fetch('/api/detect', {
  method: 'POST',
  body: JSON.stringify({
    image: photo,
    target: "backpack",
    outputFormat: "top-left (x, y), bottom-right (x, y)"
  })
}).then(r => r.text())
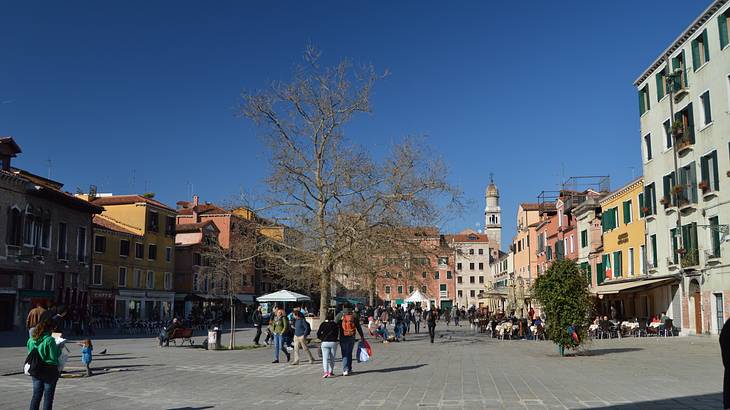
top-left (342, 313), bottom-right (356, 337)
top-left (304, 320), bottom-right (311, 337)
top-left (24, 348), bottom-right (58, 383)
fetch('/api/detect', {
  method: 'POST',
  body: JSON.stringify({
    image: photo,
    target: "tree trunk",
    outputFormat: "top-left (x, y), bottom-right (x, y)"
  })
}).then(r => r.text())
top-left (319, 265), bottom-right (330, 315)
top-left (229, 299), bottom-right (235, 350)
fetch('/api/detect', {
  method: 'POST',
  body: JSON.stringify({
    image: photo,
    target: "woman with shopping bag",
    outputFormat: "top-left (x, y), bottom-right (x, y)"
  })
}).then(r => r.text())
top-left (358, 339), bottom-right (372, 363)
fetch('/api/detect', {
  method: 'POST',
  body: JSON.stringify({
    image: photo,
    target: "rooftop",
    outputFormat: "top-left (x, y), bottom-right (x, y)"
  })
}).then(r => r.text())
top-left (91, 195), bottom-right (175, 212)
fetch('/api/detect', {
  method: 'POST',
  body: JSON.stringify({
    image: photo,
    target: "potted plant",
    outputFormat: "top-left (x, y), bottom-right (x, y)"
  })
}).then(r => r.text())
top-left (659, 196), bottom-right (669, 206)
top-left (673, 185), bottom-right (684, 194)
top-left (699, 180), bottom-right (710, 192)
top-left (676, 248), bottom-right (686, 255)
top-left (671, 121), bottom-right (684, 137)
top-left (641, 206), bottom-right (650, 214)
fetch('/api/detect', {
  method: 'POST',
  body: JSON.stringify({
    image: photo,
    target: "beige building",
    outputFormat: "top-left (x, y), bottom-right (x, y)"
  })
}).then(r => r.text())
top-left (451, 230), bottom-right (490, 308)
top-left (512, 203), bottom-right (542, 286)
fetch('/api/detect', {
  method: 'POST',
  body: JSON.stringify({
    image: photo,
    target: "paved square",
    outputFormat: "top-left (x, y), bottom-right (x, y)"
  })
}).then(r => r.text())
top-left (0, 326), bottom-right (723, 409)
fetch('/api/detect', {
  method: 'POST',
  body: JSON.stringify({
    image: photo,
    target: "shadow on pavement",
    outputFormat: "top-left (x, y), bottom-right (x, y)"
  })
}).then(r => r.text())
top-left (591, 392), bottom-right (722, 408)
top-left (166, 407), bottom-right (214, 410)
top-left (577, 347), bottom-right (644, 356)
top-left (356, 364), bottom-right (427, 374)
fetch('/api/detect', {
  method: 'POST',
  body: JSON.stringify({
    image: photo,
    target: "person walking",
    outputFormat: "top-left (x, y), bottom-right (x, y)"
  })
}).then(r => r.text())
top-left (317, 311), bottom-right (339, 378)
top-left (269, 307), bottom-right (290, 363)
top-left (78, 339), bottom-right (93, 377)
top-left (27, 315), bottom-right (61, 410)
top-left (413, 308), bottom-right (422, 334)
top-left (335, 303), bottom-right (365, 376)
top-left (425, 306), bottom-right (438, 343)
top-left (26, 302), bottom-right (47, 339)
top-left (452, 306), bottom-right (460, 327)
top-left (252, 306), bottom-right (264, 346)
top-left (291, 311), bottom-right (314, 365)
top-left (720, 317), bottom-right (730, 409)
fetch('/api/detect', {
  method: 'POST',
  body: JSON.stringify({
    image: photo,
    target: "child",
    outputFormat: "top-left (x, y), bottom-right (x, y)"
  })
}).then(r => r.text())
top-left (78, 339), bottom-right (93, 376)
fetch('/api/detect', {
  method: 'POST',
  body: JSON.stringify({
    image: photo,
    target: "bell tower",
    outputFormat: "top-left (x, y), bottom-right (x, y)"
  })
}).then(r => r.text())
top-left (484, 173), bottom-right (502, 250)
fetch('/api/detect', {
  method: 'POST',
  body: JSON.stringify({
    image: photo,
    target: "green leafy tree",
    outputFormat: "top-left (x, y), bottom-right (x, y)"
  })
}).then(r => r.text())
top-left (532, 259), bottom-right (592, 356)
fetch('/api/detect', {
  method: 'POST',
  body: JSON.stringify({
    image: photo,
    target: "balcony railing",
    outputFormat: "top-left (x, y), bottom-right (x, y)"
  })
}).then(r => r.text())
top-left (680, 249), bottom-right (699, 268)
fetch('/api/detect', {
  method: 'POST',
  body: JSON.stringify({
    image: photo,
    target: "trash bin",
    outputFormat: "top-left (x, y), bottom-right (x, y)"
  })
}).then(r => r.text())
top-left (207, 327), bottom-right (222, 350)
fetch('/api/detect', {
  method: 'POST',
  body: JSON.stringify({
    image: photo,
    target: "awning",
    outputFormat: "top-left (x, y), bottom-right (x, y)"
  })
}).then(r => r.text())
top-left (256, 290), bottom-right (311, 303)
top-left (236, 294), bottom-right (255, 303)
top-left (592, 277), bottom-right (676, 295)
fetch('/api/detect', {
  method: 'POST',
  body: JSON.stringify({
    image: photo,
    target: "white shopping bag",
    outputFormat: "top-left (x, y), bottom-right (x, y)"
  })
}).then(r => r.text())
top-left (358, 345), bottom-right (370, 363)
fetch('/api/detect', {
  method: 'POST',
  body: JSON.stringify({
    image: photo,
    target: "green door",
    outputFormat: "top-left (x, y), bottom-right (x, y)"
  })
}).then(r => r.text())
top-left (440, 300), bottom-right (453, 310)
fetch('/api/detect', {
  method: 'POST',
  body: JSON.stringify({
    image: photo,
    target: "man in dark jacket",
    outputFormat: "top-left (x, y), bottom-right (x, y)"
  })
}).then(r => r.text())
top-left (425, 306), bottom-right (438, 343)
top-left (252, 306), bottom-right (264, 345)
top-left (720, 318), bottom-right (730, 409)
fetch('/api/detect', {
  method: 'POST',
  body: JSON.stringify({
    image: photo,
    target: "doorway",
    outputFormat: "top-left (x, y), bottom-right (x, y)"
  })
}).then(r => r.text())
top-left (689, 279), bottom-right (702, 334)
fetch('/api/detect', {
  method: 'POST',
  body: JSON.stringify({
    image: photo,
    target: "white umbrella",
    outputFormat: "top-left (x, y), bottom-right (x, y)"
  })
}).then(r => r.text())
top-left (404, 289), bottom-right (430, 303)
top-left (256, 289), bottom-right (311, 303)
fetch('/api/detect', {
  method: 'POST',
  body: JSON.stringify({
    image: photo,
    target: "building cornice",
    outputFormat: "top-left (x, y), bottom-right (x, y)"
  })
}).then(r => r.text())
top-left (634, 0), bottom-right (728, 87)
top-left (599, 177), bottom-right (644, 206)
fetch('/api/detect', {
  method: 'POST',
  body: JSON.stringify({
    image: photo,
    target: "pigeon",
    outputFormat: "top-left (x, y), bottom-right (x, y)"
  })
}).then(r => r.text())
top-left (99, 349), bottom-right (107, 355)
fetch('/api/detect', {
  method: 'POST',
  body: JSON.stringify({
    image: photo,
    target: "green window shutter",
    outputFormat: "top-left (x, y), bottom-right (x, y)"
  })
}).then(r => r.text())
top-left (686, 103), bottom-right (695, 142)
top-left (702, 29), bottom-right (710, 62)
top-left (701, 154), bottom-right (710, 183)
top-left (614, 251), bottom-right (622, 277)
top-left (601, 212), bottom-right (607, 232)
top-left (638, 89), bottom-right (645, 115)
top-left (587, 264), bottom-right (592, 284)
top-left (682, 50), bottom-right (688, 87)
top-left (597, 262), bottom-right (604, 284)
top-left (720, 13), bottom-right (729, 49)
top-left (692, 37), bottom-right (701, 70)
top-left (712, 151), bottom-right (720, 191)
top-left (612, 208), bottom-right (618, 228)
top-left (655, 72), bottom-right (664, 101)
top-left (638, 193), bottom-right (645, 217)
top-left (623, 200), bottom-right (632, 224)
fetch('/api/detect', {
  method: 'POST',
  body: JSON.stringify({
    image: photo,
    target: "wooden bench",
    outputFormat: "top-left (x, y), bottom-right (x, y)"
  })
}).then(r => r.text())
top-left (169, 327), bottom-right (194, 346)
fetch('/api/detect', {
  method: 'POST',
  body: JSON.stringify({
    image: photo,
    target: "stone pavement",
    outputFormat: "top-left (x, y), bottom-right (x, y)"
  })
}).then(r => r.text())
top-left (0, 324), bottom-right (724, 409)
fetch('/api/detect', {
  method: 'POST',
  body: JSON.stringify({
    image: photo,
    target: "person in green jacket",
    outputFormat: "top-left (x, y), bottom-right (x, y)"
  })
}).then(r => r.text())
top-left (269, 307), bottom-right (290, 363)
top-left (27, 315), bottom-right (61, 410)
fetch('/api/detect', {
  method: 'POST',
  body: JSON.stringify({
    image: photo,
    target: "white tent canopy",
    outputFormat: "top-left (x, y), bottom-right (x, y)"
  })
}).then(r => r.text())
top-left (256, 290), bottom-right (311, 303)
top-left (404, 289), bottom-right (430, 303)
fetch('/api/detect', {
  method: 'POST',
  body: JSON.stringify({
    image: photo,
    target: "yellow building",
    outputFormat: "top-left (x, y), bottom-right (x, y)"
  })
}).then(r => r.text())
top-left (595, 177), bottom-right (651, 319)
top-left (81, 194), bottom-right (177, 320)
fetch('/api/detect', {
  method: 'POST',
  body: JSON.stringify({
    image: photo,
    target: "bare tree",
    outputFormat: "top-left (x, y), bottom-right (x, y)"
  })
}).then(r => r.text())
top-left (240, 47), bottom-right (461, 313)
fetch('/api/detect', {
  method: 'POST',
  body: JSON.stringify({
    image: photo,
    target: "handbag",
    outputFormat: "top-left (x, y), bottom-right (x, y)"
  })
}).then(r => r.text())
top-left (24, 348), bottom-right (59, 383)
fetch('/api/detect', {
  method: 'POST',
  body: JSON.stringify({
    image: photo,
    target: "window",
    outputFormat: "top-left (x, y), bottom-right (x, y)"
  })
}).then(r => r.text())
top-left (639, 245), bottom-right (645, 275)
top-left (546, 245), bottom-right (552, 261)
top-left (40, 220), bottom-right (50, 249)
top-left (57, 222), bottom-right (67, 260)
top-left (135, 242), bottom-right (144, 259)
top-left (446, 271), bottom-right (452, 279)
top-left (133, 269), bottom-right (142, 288)
top-left (457, 276), bottom-right (462, 284)
top-left (92, 264), bottom-right (103, 285)
top-left (678, 161), bottom-right (698, 205)
top-left (94, 235), bottom-right (106, 253)
top-left (146, 271), bottom-right (155, 289)
top-left (720, 10), bottom-right (730, 49)
top-left (613, 251), bottom-right (622, 277)
top-left (434, 271), bottom-right (439, 280)
top-left (674, 103), bottom-right (695, 144)
top-left (623, 200), bottom-right (632, 224)
top-left (638, 85), bottom-right (650, 115)
top-left (580, 230), bottom-right (588, 248)
top-left (458, 290), bottom-right (463, 298)
top-left (569, 235), bottom-right (574, 254)
top-left (478, 248), bottom-right (483, 255)
top-left (7, 207), bottom-right (22, 246)
top-left (644, 134), bottom-right (653, 161)
top-left (655, 70), bottom-right (667, 101)
top-left (700, 90), bottom-right (712, 126)
top-left (469, 249), bottom-right (474, 255)
top-left (440, 284), bottom-right (447, 292)
top-left (438, 257), bottom-right (448, 266)
top-left (479, 276), bottom-right (484, 284)
top-left (710, 216), bottom-right (721, 258)
top-left (663, 172), bottom-right (677, 207)
top-left (644, 183), bottom-right (657, 215)
top-left (601, 207), bottom-right (618, 232)
top-left (717, 294), bottom-right (726, 335)
top-left (119, 239), bottom-right (130, 257)
top-left (164, 272), bottom-right (172, 290)
top-left (638, 193), bottom-right (645, 217)
top-left (409, 286), bottom-right (414, 293)
top-left (681, 222), bottom-right (699, 262)
top-left (165, 247), bottom-right (172, 262)
top-left (670, 228), bottom-right (680, 265)
top-left (118, 267), bottom-right (127, 287)
top-left (147, 211), bottom-right (159, 232)
top-left (558, 209), bottom-right (564, 227)
top-left (397, 272), bottom-right (403, 278)
top-left (469, 263), bottom-right (474, 270)
top-left (691, 29), bottom-right (710, 70)
top-left (397, 286), bottom-right (403, 294)
top-left (478, 262), bottom-right (484, 270)
top-left (671, 50), bottom-right (688, 89)
top-left (628, 248), bottom-right (635, 276)
top-left (663, 119), bottom-right (672, 149)
top-left (470, 290), bottom-right (476, 298)
top-left (385, 286), bottom-right (391, 294)
top-left (193, 272), bottom-right (199, 291)
top-left (193, 253), bottom-right (202, 266)
top-left (701, 150), bottom-right (720, 193)
top-left (469, 276), bottom-right (475, 284)
top-left (43, 273), bottom-right (54, 291)
top-left (148, 244), bottom-right (157, 260)
top-left (165, 216), bottom-right (175, 236)
top-left (421, 286), bottom-right (427, 293)
top-left (77, 227), bottom-right (87, 261)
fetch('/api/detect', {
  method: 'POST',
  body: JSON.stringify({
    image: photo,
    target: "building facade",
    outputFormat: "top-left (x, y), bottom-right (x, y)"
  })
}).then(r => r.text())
top-left (0, 137), bottom-right (102, 330)
top-left (451, 230), bottom-right (490, 308)
top-left (173, 220), bottom-right (219, 317)
top-left (512, 203), bottom-right (542, 286)
top-left (574, 196), bottom-right (604, 288)
top-left (635, 0), bottom-right (730, 334)
top-left (84, 194), bottom-right (177, 321)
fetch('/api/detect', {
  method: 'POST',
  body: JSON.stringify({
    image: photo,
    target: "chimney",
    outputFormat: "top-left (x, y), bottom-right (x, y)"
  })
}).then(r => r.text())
top-left (193, 195), bottom-right (200, 222)
top-left (0, 137), bottom-right (22, 171)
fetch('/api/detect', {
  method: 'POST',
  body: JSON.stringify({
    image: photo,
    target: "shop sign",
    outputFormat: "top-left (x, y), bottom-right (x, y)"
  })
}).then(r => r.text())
top-left (89, 290), bottom-right (115, 300)
top-left (617, 233), bottom-right (629, 245)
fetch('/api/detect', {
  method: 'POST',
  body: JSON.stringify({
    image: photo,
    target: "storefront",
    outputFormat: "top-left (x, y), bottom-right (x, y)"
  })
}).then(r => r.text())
top-left (17, 289), bottom-right (55, 327)
top-left (115, 290), bottom-right (174, 321)
top-left (593, 277), bottom-right (678, 322)
top-left (88, 289), bottom-right (116, 317)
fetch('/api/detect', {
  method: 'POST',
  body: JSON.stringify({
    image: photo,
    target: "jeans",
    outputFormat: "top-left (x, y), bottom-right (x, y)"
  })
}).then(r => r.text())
top-left (320, 341), bottom-right (337, 373)
top-left (428, 323), bottom-right (436, 342)
top-left (414, 321), bottom-right (420, 334)
top-left (404, 319), bottom-right (410, 334)
top-left (340, 336), bottom-right (355, 373)
top-left (292, 335), bottom-right (314, 363)
top-left (30, 376), bottom-right (58, 410)
top-left (377, 327), bottom-right (389, 340)
top-left (273, 333), bottom-right (288, 361)
top-left (395, 323), bottom-right (403, 339)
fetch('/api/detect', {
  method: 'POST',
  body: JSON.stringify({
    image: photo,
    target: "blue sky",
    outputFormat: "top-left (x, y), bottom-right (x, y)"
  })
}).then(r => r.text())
top-left (0, 1), bottom-right (710, 248)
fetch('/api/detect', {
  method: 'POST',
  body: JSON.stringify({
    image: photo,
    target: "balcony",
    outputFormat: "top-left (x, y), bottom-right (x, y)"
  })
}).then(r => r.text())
top-left (705, 250), bottom-right (721, 265)
top-left (660, 196), bottom-right (677, 215)
top-left (700, 181), bottom-right (718, 200)
top-left (680, 249), bottom-right (700, 270)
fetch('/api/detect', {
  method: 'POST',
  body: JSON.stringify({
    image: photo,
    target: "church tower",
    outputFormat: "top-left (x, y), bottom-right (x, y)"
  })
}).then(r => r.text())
top-left (484, 174), bottom-right (502, 251)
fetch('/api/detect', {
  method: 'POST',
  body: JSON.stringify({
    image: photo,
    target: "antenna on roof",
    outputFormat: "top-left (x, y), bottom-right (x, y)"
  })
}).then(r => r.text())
top-left (46, 158), bottom-right (52, 179)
